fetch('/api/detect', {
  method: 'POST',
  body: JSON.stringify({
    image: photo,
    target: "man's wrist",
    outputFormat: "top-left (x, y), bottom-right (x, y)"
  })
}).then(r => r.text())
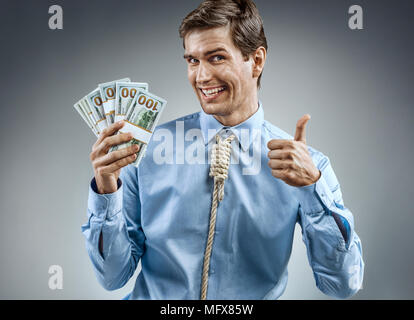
top-left (89, 177), bottom-right (123, 220)
top-left (95, 176), bottom-right (121, 194)
top-left (310, 169), bottom-right (321, 185)
top-left (92, 177), bottom-right (122, 195)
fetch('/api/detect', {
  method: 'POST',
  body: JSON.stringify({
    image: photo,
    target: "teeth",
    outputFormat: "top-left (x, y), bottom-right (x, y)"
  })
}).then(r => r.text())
top-left (201, 87), bottom-right (225, 96)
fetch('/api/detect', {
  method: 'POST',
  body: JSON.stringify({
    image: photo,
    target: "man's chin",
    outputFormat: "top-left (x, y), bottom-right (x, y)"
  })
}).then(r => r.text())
top-left (199, 101), bottom-right (227, 116)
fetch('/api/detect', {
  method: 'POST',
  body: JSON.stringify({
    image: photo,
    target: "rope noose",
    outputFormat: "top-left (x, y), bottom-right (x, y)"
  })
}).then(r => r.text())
top-left (200, 134), bottom-right (235, 300)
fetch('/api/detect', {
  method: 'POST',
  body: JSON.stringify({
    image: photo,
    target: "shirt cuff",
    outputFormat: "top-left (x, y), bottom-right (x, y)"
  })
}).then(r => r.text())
top-left (296, 179), bottom-right (324, 215)
top-left (88, 177), bottom-right (123, 220)
top-left (297, 174), bottom-right (339, 213)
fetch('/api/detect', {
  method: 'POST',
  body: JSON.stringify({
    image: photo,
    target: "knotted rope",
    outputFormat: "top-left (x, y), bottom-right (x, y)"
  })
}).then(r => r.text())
top-left (200, 134), bottom-right (235, 300)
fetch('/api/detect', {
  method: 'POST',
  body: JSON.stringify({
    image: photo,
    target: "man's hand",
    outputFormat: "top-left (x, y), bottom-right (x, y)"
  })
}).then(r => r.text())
top-left (90, 121), bottom-right (139, 194)
top-left (267, 114), bottom-right (321, 187)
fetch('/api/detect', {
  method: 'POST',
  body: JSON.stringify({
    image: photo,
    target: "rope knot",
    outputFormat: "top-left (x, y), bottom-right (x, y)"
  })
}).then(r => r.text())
top-left (209, 134), bottom-right (235, 201)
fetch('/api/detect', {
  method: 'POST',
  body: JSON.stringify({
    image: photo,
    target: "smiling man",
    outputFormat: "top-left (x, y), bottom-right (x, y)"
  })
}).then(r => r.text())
top-left (183, 24), bottom-right (263, 127)
top-left (82, 0), bottom-right (364, 300)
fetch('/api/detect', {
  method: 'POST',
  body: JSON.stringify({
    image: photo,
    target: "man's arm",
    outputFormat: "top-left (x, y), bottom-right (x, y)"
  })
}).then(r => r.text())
top-left (81, 166), bottom-right (145, 291)
top-left (81, 121), bottom-right (145, 291)
top-left (297, 154), bottom-right (364, 299)
top-left (267, 115), bottom-right (364, 299)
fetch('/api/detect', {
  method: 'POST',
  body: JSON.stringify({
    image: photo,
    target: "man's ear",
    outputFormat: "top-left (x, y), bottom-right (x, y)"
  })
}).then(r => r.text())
top-left (251, 46), bottom-right (266, 79)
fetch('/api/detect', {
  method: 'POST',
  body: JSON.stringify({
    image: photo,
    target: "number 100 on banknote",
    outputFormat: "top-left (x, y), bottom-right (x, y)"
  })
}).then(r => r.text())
top-left (120, 89), bottom-right (167, 145)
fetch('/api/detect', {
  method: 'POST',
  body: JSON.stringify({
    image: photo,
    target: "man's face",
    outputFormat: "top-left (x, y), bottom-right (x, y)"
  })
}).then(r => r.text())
top-left (184, 25), bottom-right (256, 120)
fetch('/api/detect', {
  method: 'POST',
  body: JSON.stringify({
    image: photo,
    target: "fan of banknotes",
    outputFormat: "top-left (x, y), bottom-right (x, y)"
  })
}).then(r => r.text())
top-left (73, 78), bottom-right (167, 167)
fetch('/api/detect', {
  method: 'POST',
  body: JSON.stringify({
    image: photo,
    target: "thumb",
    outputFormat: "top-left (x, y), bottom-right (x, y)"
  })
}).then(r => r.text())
top-left (294, 114), bottom-right (311, 143)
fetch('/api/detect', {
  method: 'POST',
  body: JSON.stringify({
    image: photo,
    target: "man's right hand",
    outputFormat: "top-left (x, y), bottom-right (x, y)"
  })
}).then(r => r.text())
top-left (90, 121), bottom-right (140, 194)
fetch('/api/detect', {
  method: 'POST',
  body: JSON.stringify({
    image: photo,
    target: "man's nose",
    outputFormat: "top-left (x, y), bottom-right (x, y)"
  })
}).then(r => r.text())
top-left (196, 61), bottom-right (212, 84)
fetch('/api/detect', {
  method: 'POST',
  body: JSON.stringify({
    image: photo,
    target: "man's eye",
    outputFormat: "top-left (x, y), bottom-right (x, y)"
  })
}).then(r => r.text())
top-left (211, 55), bottom-right (224, 62)
top-left (188, 58), bottom-right (198, 64)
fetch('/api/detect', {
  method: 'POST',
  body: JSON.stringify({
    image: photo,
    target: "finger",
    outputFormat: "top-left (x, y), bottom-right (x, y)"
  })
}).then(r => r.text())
top-left (271, 169), bottom-right (295, 185)
top-left (268, 159), bottom-right (292, 170)
top-left (294, 114), bottom-right (311, 143)
top-left (267, 149), bottom-right (292, 160)
top-left (94, 144), bottom-right (139, 167)
top-left (100, 154), bottom-right (137, 174)
top-left (267, 139), bottom-right (293, 150)
top-left (271, 169), bottom-right (287, 180)
top-left (94, 121), bottom-right (125, 147)
top-left (95, 132), bottom-right (134, 155)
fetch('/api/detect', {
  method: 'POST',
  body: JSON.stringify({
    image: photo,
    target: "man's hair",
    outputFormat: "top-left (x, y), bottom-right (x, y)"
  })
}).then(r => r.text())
top-left (179, 0), bottom-right (268, 88)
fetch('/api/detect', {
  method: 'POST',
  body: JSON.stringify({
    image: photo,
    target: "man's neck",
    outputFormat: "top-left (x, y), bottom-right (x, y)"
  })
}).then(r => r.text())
top-left (213, 97), bottom-right (259, 127)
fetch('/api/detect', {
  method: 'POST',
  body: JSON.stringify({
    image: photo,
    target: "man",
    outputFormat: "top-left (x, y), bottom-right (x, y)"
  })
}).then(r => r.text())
top-left (82, 0), bottom-right (364, 299)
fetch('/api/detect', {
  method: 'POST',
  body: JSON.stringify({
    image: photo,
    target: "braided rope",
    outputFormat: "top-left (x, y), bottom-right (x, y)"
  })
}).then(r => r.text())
top-left (200, 134), bottom-right (235, 300)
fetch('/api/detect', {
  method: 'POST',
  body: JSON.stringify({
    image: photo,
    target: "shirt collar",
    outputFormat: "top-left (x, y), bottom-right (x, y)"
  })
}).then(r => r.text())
top-left (199, 101), bottom-right (264, 151)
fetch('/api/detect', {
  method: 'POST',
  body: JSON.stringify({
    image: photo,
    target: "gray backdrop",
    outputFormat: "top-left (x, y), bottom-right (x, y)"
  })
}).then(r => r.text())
top-left (0, 0), bottom-right (413, 299)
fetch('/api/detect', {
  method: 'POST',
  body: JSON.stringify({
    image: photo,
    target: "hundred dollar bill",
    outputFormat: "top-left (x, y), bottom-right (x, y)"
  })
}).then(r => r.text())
top-left (114, 82), bottom-right (148, 123)
top-left (99, 78), bottom-right (130, 125)
top-left (80, 98), bottom-right (101, 135)
top-left (86, 88), bottom-right (108, 132)
top-left (74, 96), bottom-right (102, 136)
top-left (73, 100), bottom-right (99, 137)
top-left (114, 89), bottom-right (167, 167)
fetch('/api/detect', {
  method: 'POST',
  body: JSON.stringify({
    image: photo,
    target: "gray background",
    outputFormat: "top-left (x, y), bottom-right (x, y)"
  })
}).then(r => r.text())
top-left (0, 0), bottom-right (413, 299)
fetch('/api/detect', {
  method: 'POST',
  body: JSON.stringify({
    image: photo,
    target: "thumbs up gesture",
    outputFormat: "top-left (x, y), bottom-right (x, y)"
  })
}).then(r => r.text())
top-left (267, 114), bottom-right (321, 187)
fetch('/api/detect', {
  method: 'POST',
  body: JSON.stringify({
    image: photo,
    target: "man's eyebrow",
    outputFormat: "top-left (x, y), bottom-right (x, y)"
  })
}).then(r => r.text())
top-left (204, 47), bottom-right (228, 56)
top-left (183, 47), bottom-right (228, 59)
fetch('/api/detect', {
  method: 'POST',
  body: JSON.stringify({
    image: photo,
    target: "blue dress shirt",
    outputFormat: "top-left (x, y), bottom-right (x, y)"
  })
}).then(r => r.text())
top-left (81, 103), bottom-right (364, 299)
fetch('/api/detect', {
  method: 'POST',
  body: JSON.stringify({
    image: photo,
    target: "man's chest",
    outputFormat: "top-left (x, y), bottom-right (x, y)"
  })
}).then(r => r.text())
top-left (137, 161), bottom-right (300, 244)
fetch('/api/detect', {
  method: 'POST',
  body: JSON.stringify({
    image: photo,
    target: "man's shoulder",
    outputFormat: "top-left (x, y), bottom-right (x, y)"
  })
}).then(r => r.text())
top-left (155, 112), bottom-right (201, 131)
top-left (263, 119), bottom-right (327, 164)
top-left (263, 119), bottom-right (293, 140)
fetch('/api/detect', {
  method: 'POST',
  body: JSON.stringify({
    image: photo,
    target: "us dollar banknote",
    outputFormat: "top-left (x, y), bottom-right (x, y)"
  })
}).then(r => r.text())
top-left (86, 88), bottom-right (108, 132)
top-left (73, 100), bottom-right (99, 137)
top-left (114, 89), bottom-right (167, 167)
top-left (74, 78), bottom-right (167, 168)
top-left (114, 82), bottom-right (148, 123)
top-left (99, 78), bottom-right (130, 125)
top-left (74, 95), bottom-right (101, 136)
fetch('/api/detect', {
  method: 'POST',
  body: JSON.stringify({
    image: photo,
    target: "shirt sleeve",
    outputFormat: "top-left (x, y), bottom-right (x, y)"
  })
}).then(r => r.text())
top-left (80, 165), bottom-right (145, 291)
top-left (296, 153), bottom-right (365, 299)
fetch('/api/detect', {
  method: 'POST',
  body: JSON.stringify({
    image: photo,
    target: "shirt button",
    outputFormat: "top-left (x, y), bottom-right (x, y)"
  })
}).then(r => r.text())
top-left (210, 269), bottom-right (215, 274)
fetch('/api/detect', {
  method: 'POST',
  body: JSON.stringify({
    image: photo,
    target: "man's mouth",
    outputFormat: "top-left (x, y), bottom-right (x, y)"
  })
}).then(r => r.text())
top-left (199, 86), bottom-right (227, 100)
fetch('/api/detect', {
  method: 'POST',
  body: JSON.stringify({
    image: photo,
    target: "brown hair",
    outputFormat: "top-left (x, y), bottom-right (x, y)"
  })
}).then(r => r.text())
top-left (179, 0), bottom-right (268, 88)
